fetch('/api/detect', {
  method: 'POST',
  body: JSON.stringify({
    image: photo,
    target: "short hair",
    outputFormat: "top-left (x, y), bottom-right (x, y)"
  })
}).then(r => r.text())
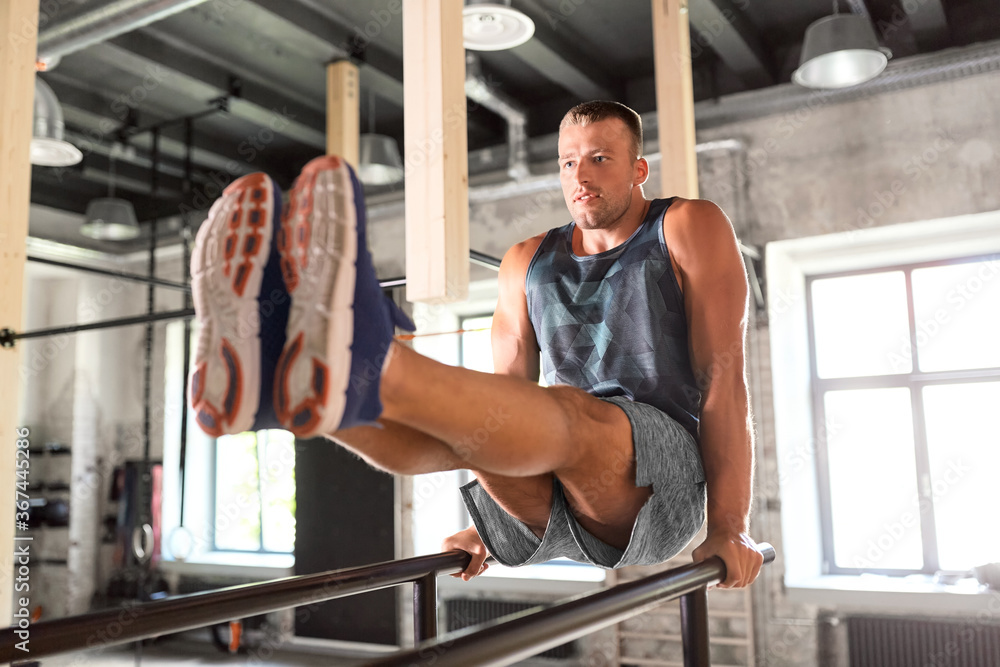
top-left (559, 100), bottom-right (643, 160)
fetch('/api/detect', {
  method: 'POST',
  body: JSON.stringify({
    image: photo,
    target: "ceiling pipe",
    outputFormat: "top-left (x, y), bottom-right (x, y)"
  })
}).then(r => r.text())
top-left (465, 54), bottom-right (531, 181)
top-left (37, 0), bottom-right (211, 65)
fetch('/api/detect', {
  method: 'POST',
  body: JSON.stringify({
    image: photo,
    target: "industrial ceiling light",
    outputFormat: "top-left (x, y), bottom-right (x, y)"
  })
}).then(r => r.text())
top-left (357, 134), bottom-right (405, 186)
top-left (31, 77), bottom-right (83, 167)
top-left (357, 92), bottom-right (404, 186)
top-left (793, 12), bottom-right (890, 89)
top-left (81, 198), bottom-right (141, 240)
top-left (81, 145), bottom-right (141, 240)
top-left (463, 0), bottom-right (534, 52)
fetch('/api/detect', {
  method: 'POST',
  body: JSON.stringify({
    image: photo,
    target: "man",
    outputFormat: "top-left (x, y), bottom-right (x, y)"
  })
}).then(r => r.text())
top-left (189, 100), bottom-right (762, 587)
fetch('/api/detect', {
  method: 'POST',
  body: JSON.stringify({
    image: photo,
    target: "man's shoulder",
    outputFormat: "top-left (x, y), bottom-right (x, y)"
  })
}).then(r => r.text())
top-left (501, 231), bottom-right (549, 278)
top-left (663, 197), bottom-right (733, 240)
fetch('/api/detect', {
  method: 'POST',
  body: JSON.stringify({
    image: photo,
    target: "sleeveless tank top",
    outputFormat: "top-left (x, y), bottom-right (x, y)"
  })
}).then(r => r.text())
top-left (525, 198), bottom-right (701, 439)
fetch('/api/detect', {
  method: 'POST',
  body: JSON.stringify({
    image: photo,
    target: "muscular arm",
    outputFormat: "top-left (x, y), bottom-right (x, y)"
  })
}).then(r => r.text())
top-left (491, 236), bottom-right (544, 380)
top-left (442, 235), bottom-right (544, 579)
top-left (668, 199), bottom-right (762, 588)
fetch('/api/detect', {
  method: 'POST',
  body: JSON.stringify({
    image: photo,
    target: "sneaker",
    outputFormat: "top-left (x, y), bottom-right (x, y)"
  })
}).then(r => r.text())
top-left (189, 173), bottom-right (289, 437)
top-left (274, 156), bottom-right (414, 437)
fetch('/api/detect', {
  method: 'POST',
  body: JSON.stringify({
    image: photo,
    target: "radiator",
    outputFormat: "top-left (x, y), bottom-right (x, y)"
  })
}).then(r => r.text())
top-left (848, 616), bottom-right (1000, 667)
top-left (444, 598), bottom-right (576, 660)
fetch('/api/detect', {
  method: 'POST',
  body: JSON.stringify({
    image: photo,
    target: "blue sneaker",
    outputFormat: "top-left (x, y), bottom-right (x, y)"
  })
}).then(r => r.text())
top-left (274, 156), bottom-right (414, 437)
top-left (189, 173), bottom-right (289, 436)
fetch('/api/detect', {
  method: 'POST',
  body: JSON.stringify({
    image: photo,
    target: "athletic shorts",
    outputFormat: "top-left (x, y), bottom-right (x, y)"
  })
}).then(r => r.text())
top-left (459, 395), bottom-right (707, 569)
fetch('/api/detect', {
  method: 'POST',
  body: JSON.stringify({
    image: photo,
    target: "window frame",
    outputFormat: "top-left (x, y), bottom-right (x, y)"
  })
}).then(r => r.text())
top-left (805, 254), bottom-right (1000, 576)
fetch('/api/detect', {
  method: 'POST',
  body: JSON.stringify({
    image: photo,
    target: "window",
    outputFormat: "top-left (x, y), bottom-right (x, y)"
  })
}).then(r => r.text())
top-left (806, 255), bottom-right (1000, 575)
top-left (213, 429), bottom-right (296, 553)
top-left (161, 320), bottom-right (296, 568)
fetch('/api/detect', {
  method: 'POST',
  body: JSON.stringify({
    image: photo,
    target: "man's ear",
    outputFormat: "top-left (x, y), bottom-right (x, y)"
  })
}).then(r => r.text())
top-left (634, 157), bottom-right (650, 187)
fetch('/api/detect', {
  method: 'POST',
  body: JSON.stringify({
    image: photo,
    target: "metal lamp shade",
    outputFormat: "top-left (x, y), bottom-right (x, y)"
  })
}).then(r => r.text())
top-left (81, 198), bottom-right (141, 240)
top-left (463, 0), bottom-right (534, 51)
top-left (357, 134), bottom-right (405, 186)
top-left (793, 15), bottom-right (889, 89)
top-left (31, 78), bottom-right (83, 167)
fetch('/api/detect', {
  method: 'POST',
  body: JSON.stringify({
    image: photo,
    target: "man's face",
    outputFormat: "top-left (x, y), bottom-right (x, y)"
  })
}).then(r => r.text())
top-left (557, 118), bottom-right (642, 230)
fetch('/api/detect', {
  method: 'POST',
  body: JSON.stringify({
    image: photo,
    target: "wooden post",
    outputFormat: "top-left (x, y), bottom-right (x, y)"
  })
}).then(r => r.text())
top-left (651, 0), bottom-right (699, 199)
top-left (403, 0), bottom-right (469, 303)
top-left (327, 60), bottom-right (360, 167)
top-left (0, 0), bottom-right (41, 623)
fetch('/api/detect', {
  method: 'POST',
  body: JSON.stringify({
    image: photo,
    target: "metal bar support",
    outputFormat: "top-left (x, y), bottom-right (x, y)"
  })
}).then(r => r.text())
top-left (680, 586), bottom-right (710, 667)
top-left (413, 572), bottom-right (438, 643)
top-left (0, 551), bottom-right (470, 663)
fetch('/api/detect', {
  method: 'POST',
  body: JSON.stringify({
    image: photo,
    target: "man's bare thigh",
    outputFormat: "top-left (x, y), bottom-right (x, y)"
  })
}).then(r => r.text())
top-left (475, 396), bottom-right (650, 550)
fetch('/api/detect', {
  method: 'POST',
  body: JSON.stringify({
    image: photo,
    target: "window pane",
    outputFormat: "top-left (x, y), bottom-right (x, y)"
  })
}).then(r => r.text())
top-left (461, 315), bottom-right (494, 373)
top-left (912, 259), bottom-right (1000, 372)
top-left (825, 388), bottom-right (923, 570)
top-left (923, 382), bottom-right (1000, 570)
top-left (259, 430), bottom-right (296, 553)
top-left (215, 432), bottom-right (262, 551)
top-left (811, 272), bottom-right (911, 378)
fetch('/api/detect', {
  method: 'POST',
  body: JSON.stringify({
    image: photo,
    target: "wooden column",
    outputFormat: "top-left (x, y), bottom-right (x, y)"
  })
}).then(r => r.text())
top-left (0, 0), bottom-right (40, 623)
top-left (327, 60), bottom-right (360, 167)
top-left (652, 0), bottom-right (699, 199)
top-left (403, 0), bottom-right (469, 303)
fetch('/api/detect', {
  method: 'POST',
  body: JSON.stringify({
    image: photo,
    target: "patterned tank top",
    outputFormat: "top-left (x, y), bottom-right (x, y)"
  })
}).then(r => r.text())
top-left (525, 198), bottom-right (701, 439)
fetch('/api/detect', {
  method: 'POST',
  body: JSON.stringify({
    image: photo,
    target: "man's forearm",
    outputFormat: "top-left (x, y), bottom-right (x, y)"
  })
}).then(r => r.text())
top-left (698, 383), bottom-right (754, 534)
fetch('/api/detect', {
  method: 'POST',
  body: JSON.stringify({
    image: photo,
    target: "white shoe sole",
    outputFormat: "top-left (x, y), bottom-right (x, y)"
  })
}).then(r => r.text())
top-left (274, 157), bottom-right (357, 437)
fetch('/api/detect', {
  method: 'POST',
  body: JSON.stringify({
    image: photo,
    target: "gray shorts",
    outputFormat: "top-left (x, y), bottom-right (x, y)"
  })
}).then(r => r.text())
top-left (460, 396), bottom-right (706, 569)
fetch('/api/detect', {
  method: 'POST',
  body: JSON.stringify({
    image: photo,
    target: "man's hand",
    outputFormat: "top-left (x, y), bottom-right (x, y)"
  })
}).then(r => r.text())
top-left (441, 526), bottom-right (491, 581)
top-left (692, 530), bottom-right (763, 588)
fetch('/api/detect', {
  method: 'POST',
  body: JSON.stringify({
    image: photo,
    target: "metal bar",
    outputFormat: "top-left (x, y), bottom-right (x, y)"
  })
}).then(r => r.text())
top-left (369, 544), bottom-right (776, 667)
top-left (413, 572), bottom-right (438, 643)
top-left (26, 257), bottom-right (191, 292)
top-left (0, 551), bottom-right (471, 663)
top-left (0, 309), bottom-right (196, 346)
top-left (680, 587), bottom-right (710, 667)
top-left (470, 249), bottom-right (503, 270)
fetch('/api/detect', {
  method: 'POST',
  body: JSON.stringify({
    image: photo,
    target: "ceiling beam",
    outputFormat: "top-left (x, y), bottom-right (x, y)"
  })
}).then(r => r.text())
top-left (688, 0), bottom-right (774, 89)
top-left (901, 0), bottom-right (949, 51)
top-left (97, 33), bottom-right (328, 149)
top-left (510, 0), bottom-right (619, 100)
top-left (250, 0), bottom-right (405, 107)
top-left (43, 73), bottom-right (255, 179)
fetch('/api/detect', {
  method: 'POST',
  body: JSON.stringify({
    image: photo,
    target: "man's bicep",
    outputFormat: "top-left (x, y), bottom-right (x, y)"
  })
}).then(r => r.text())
top-left (492, 241), bottom-right (542, 381)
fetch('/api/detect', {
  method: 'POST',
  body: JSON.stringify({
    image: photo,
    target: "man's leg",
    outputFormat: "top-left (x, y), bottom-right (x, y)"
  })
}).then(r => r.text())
top-left (331, 419), bottom-right (554, 539)
top-left (332, 342), bottom-right (652, 549)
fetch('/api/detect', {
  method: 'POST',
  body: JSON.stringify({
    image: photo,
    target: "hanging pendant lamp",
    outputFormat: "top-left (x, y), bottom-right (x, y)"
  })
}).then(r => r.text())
top-left (793, 12), bottom-right (891, 89)
top-left (31, 77), bottom-right (83, 167)
top-left (81, 145), bottom-right (141, 241)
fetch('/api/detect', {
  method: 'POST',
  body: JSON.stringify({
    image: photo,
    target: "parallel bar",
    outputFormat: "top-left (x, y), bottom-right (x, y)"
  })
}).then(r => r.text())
top-left (469, 249), bottom-right (502, 270)
top-left (413, 572), bottom-right (439, 643)
top-left (369, 544), bottom-right (775, 667)
top-left (0, 551), bottom-right (470, 663)
top-left (679, 587), bottom-right (710, 667)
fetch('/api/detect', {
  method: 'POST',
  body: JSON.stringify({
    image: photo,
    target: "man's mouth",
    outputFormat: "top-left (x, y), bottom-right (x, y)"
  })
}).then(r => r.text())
top-left (575, 192), bottom-right (599, 202)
